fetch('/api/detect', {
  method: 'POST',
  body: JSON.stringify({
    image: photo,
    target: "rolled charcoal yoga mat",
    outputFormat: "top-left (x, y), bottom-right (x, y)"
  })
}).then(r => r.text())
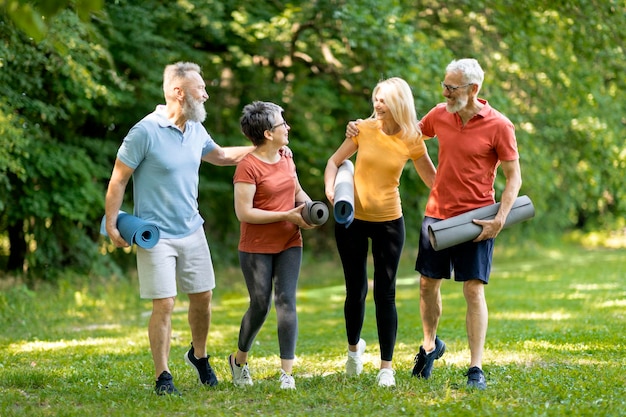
top-left (100, 211), bottom-right (160, 249)
top-left (333, 160), bottom-right (355, 227)
top-left (428, 195), bottom-right (535, 251)
top-left (301, 200), bottom-right (330, 226)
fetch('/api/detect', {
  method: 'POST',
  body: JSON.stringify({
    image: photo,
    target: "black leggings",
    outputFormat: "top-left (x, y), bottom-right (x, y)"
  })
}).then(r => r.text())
top-left (335, 217), bottom-right (405, 361)
top-left (237, 247), bottom-right (302, 360)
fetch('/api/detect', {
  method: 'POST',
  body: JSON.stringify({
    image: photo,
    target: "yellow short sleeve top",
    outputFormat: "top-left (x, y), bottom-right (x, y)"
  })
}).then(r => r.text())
top-left (352, 119), bottom-right (427, 222)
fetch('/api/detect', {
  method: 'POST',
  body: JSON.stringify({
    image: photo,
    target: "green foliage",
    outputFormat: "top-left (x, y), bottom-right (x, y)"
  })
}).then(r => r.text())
top-left (1, 0), bottom-right (625, 276)
top-left (0, 8), bottom-right (128, 275)
top-left (1, 243), bottom-right (625, 415)
top-left (0, 0), bottom-right (103, 41)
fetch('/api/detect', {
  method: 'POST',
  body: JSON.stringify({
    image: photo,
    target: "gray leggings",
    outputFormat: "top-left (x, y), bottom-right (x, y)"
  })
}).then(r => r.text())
top-left (237, 247), bottom-right (302, 360)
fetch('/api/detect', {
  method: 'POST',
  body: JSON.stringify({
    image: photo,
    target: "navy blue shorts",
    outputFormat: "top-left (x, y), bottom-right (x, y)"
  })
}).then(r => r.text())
top-left (415, 216), bottom-right (494, 283)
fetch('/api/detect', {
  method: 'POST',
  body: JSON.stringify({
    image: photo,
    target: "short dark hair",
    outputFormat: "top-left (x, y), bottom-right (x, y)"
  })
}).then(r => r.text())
top-left (240, 101), bottom-right (284, 146)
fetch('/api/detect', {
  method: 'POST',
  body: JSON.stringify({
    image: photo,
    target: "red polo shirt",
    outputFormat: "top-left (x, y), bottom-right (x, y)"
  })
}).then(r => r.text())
top-left (421, 99), bottom-right (519, 219)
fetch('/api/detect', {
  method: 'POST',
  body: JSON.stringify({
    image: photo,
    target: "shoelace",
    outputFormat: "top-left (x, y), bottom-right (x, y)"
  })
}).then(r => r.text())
top-left (280, 373), bottom-right (295, 387)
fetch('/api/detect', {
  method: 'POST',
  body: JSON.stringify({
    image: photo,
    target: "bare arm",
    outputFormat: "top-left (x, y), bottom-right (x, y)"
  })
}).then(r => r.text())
top-left (323, 138), bottom-right (358, 204)
top-left (412, 151), bottom-right (436, 189)
top-left (294, 176), bottom-right (312, 207)
top-left (294, 177), bottom-right (316, 229)
top-left (104, 159), bottom-right (134, 248)
top-left (473, 159), bottom-right (523, 241)
top-left (202, 145), bottom-right (256, 166)
top-left (234, 182), bottom-right (312, 228)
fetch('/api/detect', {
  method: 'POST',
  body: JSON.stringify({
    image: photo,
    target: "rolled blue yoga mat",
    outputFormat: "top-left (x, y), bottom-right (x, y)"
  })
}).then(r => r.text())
top-left (301, 201), bottom-right (329, 226)
top-left (100, 211), bottom-right (160, 249)
top-left (333, 160), bottom-right (355, 227)
top-left (427, 195), bottom-right (535, 251)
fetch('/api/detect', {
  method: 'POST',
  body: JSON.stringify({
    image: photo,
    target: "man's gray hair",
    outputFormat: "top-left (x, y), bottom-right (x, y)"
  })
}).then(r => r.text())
top-left (163, 62), bottom-right (201, 94)
top-left (446, 58), bottom-right (484, 86)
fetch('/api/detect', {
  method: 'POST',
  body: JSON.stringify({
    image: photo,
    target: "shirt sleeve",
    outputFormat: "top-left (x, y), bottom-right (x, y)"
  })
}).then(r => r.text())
top-left (409, 137), bottom-right (427, 160)
top-left (494, 120), bottom-right (519, 161)
top-left (199, 125), bottom-right (217, 156)
top-left (419, 107), bottom-right (437, 139)
top-left (233, 156), bottom-right (256, 185)
top-left (117, 122), bottom-right (150, 169)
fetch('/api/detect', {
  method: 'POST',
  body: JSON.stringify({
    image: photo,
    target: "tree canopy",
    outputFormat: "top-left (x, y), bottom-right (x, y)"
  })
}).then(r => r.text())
top-left (1, 0), bottom-right (624, 278)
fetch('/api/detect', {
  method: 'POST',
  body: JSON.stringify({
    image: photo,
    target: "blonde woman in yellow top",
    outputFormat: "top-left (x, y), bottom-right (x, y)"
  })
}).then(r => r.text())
top-left (324, 77), bottom-right (436, 387)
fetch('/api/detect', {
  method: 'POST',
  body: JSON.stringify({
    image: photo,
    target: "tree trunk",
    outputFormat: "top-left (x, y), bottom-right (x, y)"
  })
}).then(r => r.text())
top-left (6, 221), bottom-right (26, 272)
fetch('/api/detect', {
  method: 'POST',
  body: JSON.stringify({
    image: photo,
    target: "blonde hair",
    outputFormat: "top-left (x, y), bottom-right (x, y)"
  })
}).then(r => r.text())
top-left (370, 77), bottom-right (421, 141)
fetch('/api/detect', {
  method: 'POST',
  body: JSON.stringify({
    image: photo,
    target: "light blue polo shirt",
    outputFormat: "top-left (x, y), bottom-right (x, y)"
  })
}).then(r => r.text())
top-left (117, 105), bottom-right (217, 238)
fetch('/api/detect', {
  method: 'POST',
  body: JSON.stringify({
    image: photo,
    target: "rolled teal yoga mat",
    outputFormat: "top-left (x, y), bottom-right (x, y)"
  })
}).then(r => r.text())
top-left (100, 211), bottom-right (160, 249)
top-left (301, 201), bottom-right (329, 226)
top-left (333, 160), bottom-right (355, 227)
top-left (427, 195), bottom-right (535, 251)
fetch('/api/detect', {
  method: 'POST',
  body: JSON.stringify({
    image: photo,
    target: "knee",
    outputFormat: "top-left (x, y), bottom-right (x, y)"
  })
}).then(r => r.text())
top-left (373, 285), bottom-right (396, 304)
top-left (152, 297), bottom-right (176, 315)
top-left (463, 280), bottom-right (485, 300)
top-left (420, 276), bottom-right (439, 295)
top-left (274, 292), bottom-right (296, 312)
top-left (250, 294), bottom-right (272, 315)
top-left (189, 290), bottom-right (212, 306)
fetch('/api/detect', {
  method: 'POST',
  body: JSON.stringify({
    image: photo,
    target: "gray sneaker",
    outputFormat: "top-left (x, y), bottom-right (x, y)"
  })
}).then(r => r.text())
top-left (228, 354), bottom-right (253, 387)
top-left (345, 338), bottom-right (366, 376)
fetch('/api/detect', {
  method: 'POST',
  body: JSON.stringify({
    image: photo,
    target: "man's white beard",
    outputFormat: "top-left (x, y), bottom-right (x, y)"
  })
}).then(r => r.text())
top-left (183, 95), bottom-right (207, 122)
top-left (446, 95), bottom-right (468, 114)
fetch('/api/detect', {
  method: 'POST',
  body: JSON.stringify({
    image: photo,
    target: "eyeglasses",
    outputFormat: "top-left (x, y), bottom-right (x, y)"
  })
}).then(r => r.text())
top-left (271, 121), bottom-right (288, 130)
top-left (440, 81), bottom-right (473, 92)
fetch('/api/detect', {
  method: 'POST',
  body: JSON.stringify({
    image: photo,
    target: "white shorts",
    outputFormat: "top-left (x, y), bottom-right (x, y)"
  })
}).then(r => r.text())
top-left (136, 226), bottom-right (215, 299)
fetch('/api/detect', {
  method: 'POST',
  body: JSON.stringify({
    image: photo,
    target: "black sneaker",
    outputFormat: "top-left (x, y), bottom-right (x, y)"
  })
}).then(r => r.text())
top-left (411, 336), bottom-right (446, 379)
top-left (466, 366), bottom-right (487, 390)
top-left (155, 371), bottom-right (180, 396)
top-left (184, 343), bottom-right (218, 386)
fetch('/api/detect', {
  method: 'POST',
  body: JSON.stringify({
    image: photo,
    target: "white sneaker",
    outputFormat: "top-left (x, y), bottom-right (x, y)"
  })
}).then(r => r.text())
top-left (376, 368), bottom-right (396, 387)
top-left (345, 338), bottom-right (366, 376)
top-left (228, 354), bottom-right (253, 387)
top-left (279, 370), bottom-right (296, 390)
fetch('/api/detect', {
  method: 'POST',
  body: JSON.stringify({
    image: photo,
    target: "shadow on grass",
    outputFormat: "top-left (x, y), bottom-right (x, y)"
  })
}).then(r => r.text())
top-left (0, 245), bottom-right (625, 415)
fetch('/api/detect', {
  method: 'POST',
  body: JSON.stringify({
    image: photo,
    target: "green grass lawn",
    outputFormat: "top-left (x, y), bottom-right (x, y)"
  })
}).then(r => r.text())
top-left (1, 240), bottom-right (625, 416)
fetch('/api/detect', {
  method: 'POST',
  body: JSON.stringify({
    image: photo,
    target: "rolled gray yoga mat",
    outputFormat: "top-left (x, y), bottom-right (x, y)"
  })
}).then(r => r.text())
top-left (428, 195), bottom-right (535, 251)
top-left (333, 160), bottom-right (355, 227)
top-left (100, 211), bottom-right (161, 249)
top-left (301, 200), bottom-right (329, 226)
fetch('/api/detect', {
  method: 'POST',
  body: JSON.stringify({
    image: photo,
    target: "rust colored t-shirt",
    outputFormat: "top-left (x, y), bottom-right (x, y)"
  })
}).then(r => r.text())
top-left (233, 153), bottom-right (302, 253)
top-left (421, 99), bottom-right (519, 219)
top-left (352, 119), bottom-right (428, 222)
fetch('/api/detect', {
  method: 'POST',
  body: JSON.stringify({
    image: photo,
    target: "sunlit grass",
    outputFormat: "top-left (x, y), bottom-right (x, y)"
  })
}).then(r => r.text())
top-left (1, 241), bottom-right (625, 416)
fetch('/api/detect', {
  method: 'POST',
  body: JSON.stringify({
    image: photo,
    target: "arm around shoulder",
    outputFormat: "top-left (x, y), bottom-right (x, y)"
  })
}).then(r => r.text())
top-left (202, 145), bottom-right (255, 166)
top-left (413, 153), bottom-right (436, 189)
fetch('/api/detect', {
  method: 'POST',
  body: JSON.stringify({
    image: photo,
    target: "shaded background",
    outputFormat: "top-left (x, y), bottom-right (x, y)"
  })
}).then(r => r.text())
top-left (1, 0), bottom-right (624, 281)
